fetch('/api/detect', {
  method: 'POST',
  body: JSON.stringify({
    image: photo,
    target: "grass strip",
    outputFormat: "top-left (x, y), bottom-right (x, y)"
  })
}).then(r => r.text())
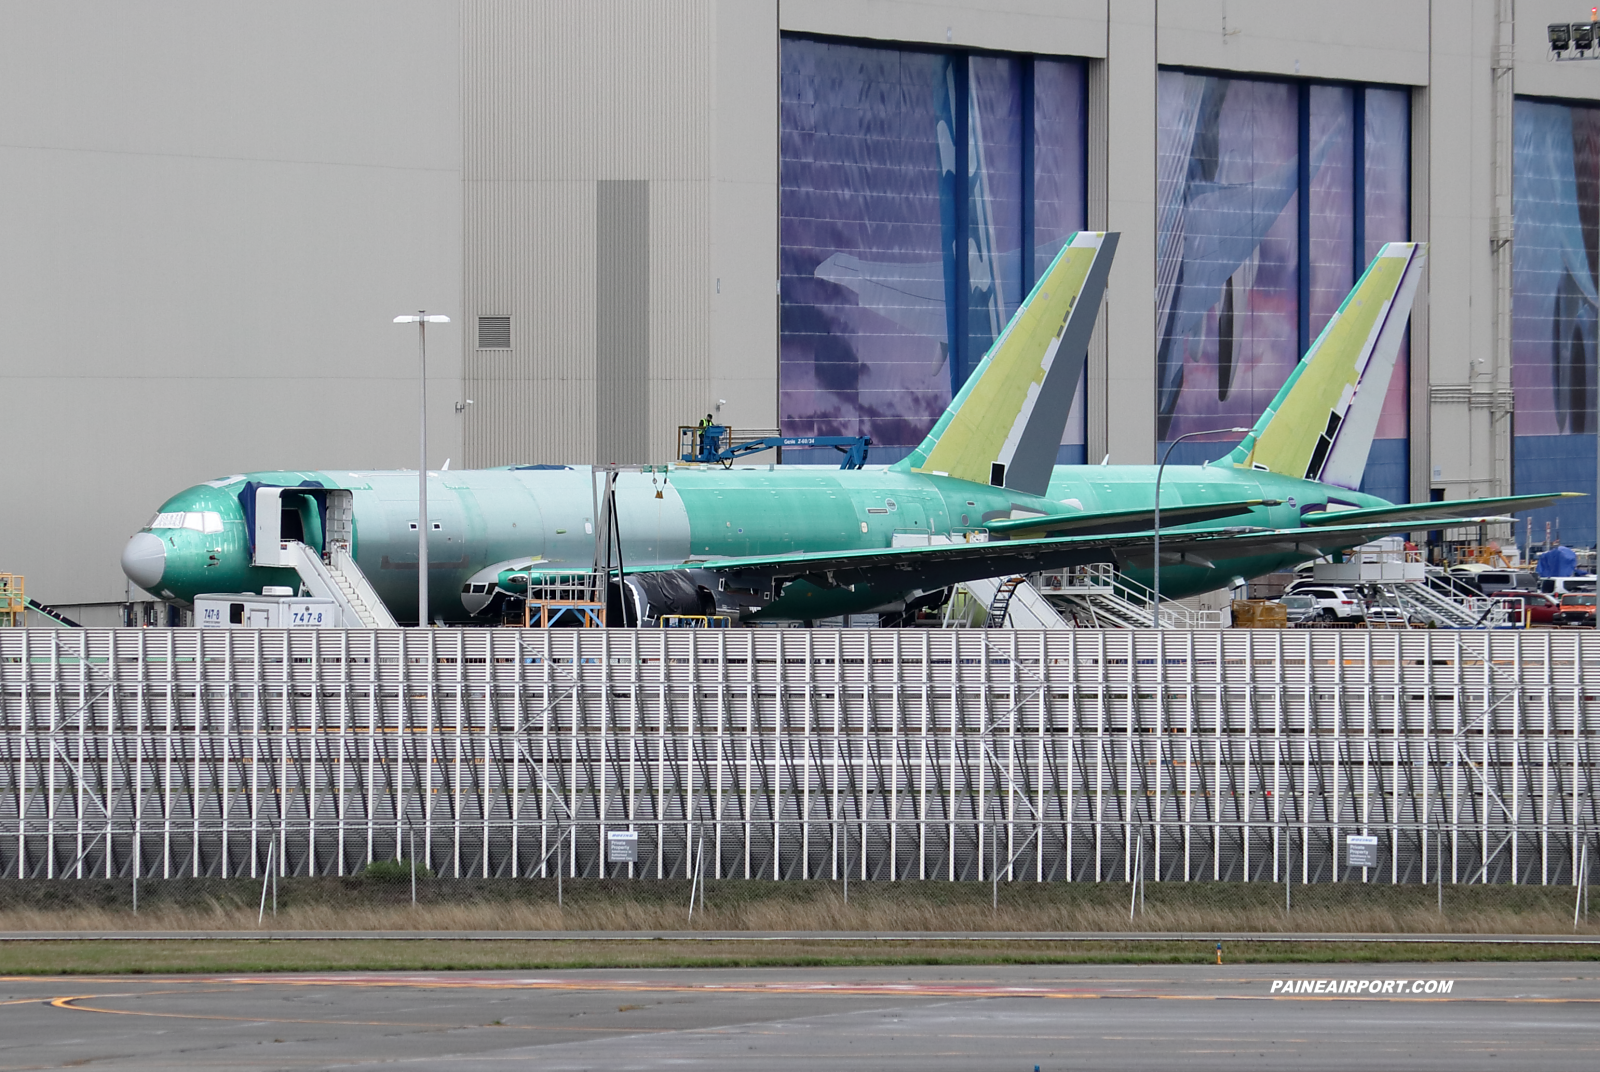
top-left (0, 938), bottom-right (1597, 975)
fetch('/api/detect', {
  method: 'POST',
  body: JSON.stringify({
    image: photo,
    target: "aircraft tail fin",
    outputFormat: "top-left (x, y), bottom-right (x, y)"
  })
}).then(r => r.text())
top-left (1224, 242), bottom-right (1426, 489)
top-left (895, 231), bottom-right (1117, 495)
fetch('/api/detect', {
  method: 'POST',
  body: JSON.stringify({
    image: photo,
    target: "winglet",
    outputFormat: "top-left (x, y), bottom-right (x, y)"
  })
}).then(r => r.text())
top-left (1224, 242), bottom-right (1426, 488)
top-left (896, 231), bottom-right (1117, 495)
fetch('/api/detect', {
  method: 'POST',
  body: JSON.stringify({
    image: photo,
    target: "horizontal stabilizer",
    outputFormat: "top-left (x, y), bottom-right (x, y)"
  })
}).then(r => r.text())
top-left (1299, 492), bottom-right (1584, 528)
top-left (985, 498), bottom-right (1271, 539)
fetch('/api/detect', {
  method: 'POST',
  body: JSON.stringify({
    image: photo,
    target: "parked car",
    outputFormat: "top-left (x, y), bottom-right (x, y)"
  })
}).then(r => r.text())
top-left (1281, 586), bottom-right (1365, 623)
top-left (1279, 593), bottom-right (1319, 625)
top-left (1552, 593), bottom-right (1597, 628)
top-left (1538, 576), bottom-right (1596, 597)
top-left (1493, 589), bottom-right (1559, 626)
top-left (1457, 569), bottom-right (1539, 596)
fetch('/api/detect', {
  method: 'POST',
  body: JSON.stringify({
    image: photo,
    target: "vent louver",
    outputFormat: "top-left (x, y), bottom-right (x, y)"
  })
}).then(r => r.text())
top-left (477, 315), bottom-right (511, 349)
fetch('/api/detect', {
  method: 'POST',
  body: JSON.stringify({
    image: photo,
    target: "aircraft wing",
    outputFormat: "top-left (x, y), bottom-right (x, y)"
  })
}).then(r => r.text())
top-left (1298, 492), bottom-right (1583, 528)
top-left (630, 514), bottom-right (1517, 599)
top-left (984, 498), bottom-right (1271, 538)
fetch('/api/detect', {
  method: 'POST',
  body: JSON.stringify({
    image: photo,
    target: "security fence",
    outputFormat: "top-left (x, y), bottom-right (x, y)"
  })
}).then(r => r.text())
top-left (1, 628), bottom-right (1596, 891)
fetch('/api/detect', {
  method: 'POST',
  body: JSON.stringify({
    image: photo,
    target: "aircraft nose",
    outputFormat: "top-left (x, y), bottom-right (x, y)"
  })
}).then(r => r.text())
top-left (121, 532), bottom-right (166, 591)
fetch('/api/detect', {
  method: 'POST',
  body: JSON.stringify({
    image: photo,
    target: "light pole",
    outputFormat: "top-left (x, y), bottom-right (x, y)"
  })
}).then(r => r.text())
top-left (394, 311), bottom-right (450, 626)
top-left (1153, 426), bottom-right (1251, 628)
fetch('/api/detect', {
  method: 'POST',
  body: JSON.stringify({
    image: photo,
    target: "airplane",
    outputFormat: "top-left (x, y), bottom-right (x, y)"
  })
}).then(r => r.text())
top-left (121, 232), bottom-right (1575, 626)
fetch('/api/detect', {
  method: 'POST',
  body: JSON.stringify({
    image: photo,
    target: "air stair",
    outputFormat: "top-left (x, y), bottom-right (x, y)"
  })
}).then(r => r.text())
top-left (1310, 543), bottom-right (1514, 629)
top-left (1387, 569), bottom-right (1511, 628)
top-left (1032, 564), bottom-right (1225, 629)
top-left (275, 541), bottom-right (397, 628)
top-left (954, 574), bottom-right (1072, 628)
top-left (252, 487), bottom-right (398, 628)
top-left (887, 532), bottom-right (1071, 629)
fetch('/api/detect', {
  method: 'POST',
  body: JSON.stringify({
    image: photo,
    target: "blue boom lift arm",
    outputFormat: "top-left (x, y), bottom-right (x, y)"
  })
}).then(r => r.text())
top-left (682, 425), bottom-right (872, 469)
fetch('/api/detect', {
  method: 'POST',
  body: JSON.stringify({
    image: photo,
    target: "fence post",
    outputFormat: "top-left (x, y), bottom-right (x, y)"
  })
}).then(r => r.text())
top-left (1129, 825), bottom-right (1143, 921)
top-left (1578, 839), bottom-right (1588, 932)
top-left (257, 838), bottom-right (275, 926)
top-left (1437, 820), bottom-right (1444, 917)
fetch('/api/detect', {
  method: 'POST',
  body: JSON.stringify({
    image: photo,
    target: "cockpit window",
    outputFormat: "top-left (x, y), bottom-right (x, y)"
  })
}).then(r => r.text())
top-left (149, 511), bottom-right (224, 534)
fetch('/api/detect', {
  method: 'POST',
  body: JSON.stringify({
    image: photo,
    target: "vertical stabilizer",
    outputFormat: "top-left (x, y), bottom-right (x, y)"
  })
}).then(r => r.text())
top-left (896, 231), bottom-right (1117, 495)
top-left (1224, 242), bottom-right (1426, 489)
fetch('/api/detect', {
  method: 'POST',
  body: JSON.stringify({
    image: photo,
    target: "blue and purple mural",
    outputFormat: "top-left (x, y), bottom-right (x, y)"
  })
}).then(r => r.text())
top-left (1155, 72), bottom-right (1410, 502)
top-left (1513, 98), bottom-right (1600, 548)
top-left (779, 37), bottom-right (1086, 461)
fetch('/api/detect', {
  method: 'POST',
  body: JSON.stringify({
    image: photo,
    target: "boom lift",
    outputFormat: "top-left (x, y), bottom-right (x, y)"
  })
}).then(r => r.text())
top-left (679, 424), bottom-right (871, 469)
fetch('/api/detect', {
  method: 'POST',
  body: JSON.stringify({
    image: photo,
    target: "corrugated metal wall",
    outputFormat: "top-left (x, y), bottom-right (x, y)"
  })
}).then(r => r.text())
top-left (462, 0), bottom-right (715, 468)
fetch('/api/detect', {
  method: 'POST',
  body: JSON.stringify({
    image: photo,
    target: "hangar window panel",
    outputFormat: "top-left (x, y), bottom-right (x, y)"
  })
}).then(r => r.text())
top-left (1156, 71), bottom-right (1410, 500)
top-left (1512, 98), bottom-right (1600, 547)
top-left (779, 36), bottom-right (1087, 460)
top-left (963, 55), bottom-right (1025, 389)
top-left (779, 39), bottom-right (949, 454)
top-left (1358, 86), bottom-right (1412, 504)
top-left (1307, 85), bottom-right (1354, 343)
top-left (1156, 72), bottom-right (1300, 450)
top-left (1033, 58), bottom-right (1089, 464)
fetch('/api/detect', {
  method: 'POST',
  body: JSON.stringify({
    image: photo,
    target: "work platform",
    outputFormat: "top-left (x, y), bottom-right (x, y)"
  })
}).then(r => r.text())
top-left (2, 628), bottom-right (1595, 888)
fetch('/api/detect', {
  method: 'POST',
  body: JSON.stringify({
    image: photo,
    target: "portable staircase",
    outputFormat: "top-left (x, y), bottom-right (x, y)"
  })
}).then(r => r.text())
top-left (1308, 542), bottom-right (1514, 629)
top-left (985, 576), bottom-right (1025, 627)
top-left (949, 574), bottom-right (1072, 628)
top-left (1387, 570), bottom-right (1513, 628)
top-left (275, 541), bottom-right (397, 628)
top-left (252, 487), bottom-right (398, 628)
top-left (1032, 564), bottom-right (1225, 629)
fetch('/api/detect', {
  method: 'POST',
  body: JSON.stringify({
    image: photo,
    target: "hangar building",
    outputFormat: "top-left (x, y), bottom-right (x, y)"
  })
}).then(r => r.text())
top-left (3, 1), bottom-right (1599, 605)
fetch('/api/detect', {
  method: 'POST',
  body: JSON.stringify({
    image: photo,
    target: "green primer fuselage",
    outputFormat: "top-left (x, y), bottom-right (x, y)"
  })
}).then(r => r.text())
top-left (139, 462), bottom-right (1386, 623)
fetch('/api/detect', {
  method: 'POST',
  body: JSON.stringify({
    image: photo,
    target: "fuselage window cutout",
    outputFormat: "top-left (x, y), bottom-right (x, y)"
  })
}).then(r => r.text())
top-left (990, 462), bottom-right (1006, 487)
top-left (432, 522), bottom-right (442, 530)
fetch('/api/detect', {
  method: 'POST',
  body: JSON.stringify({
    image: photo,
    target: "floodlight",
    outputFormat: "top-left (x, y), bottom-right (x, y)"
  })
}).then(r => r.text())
top-left (1551, 22), bottom-right (1572, 50)
top-left (1576, 22), bottom-right (1595, 49)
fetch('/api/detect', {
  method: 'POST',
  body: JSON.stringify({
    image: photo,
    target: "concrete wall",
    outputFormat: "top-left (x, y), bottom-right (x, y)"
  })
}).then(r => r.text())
top-left (0, 0), bottom-right (463, 604)
top-left (460, 0), bottom-right (776, 468)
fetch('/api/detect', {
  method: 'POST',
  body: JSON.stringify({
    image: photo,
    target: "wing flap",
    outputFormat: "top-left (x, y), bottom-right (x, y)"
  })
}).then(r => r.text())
top-left (985, 498), bottom-right (1269, 538)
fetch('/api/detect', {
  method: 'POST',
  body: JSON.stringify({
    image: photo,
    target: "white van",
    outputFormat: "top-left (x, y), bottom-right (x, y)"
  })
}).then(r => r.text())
top-left (1538, 576), bottom-right (1596, 597)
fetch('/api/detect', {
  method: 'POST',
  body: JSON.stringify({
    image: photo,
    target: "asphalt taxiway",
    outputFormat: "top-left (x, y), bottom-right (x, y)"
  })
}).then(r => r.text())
top-left (2, 961), bottom-right (1597, 1070)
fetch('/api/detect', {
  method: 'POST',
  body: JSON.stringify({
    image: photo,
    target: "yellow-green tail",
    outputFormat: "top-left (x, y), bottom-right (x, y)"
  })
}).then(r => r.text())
top-left (1225, 242), bottom-right (1426, 489)
top-left (895, 231), bottom-right (1117, 495)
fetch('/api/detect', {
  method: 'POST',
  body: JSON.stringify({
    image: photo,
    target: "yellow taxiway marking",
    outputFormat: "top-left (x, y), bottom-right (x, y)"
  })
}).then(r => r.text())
top-left (45, 992), bottom-right (662, 1033)
top-left (14, 973), bottom-right (1600, 1007)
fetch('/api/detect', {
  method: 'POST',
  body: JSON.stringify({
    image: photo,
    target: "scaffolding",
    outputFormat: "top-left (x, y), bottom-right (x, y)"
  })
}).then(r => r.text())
top-left (522, 571), bottom-right (607, 628)
top-left (1, 627), bottom-right (1595, 885)
top-left (0, 575), bottom-right (22, 628)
